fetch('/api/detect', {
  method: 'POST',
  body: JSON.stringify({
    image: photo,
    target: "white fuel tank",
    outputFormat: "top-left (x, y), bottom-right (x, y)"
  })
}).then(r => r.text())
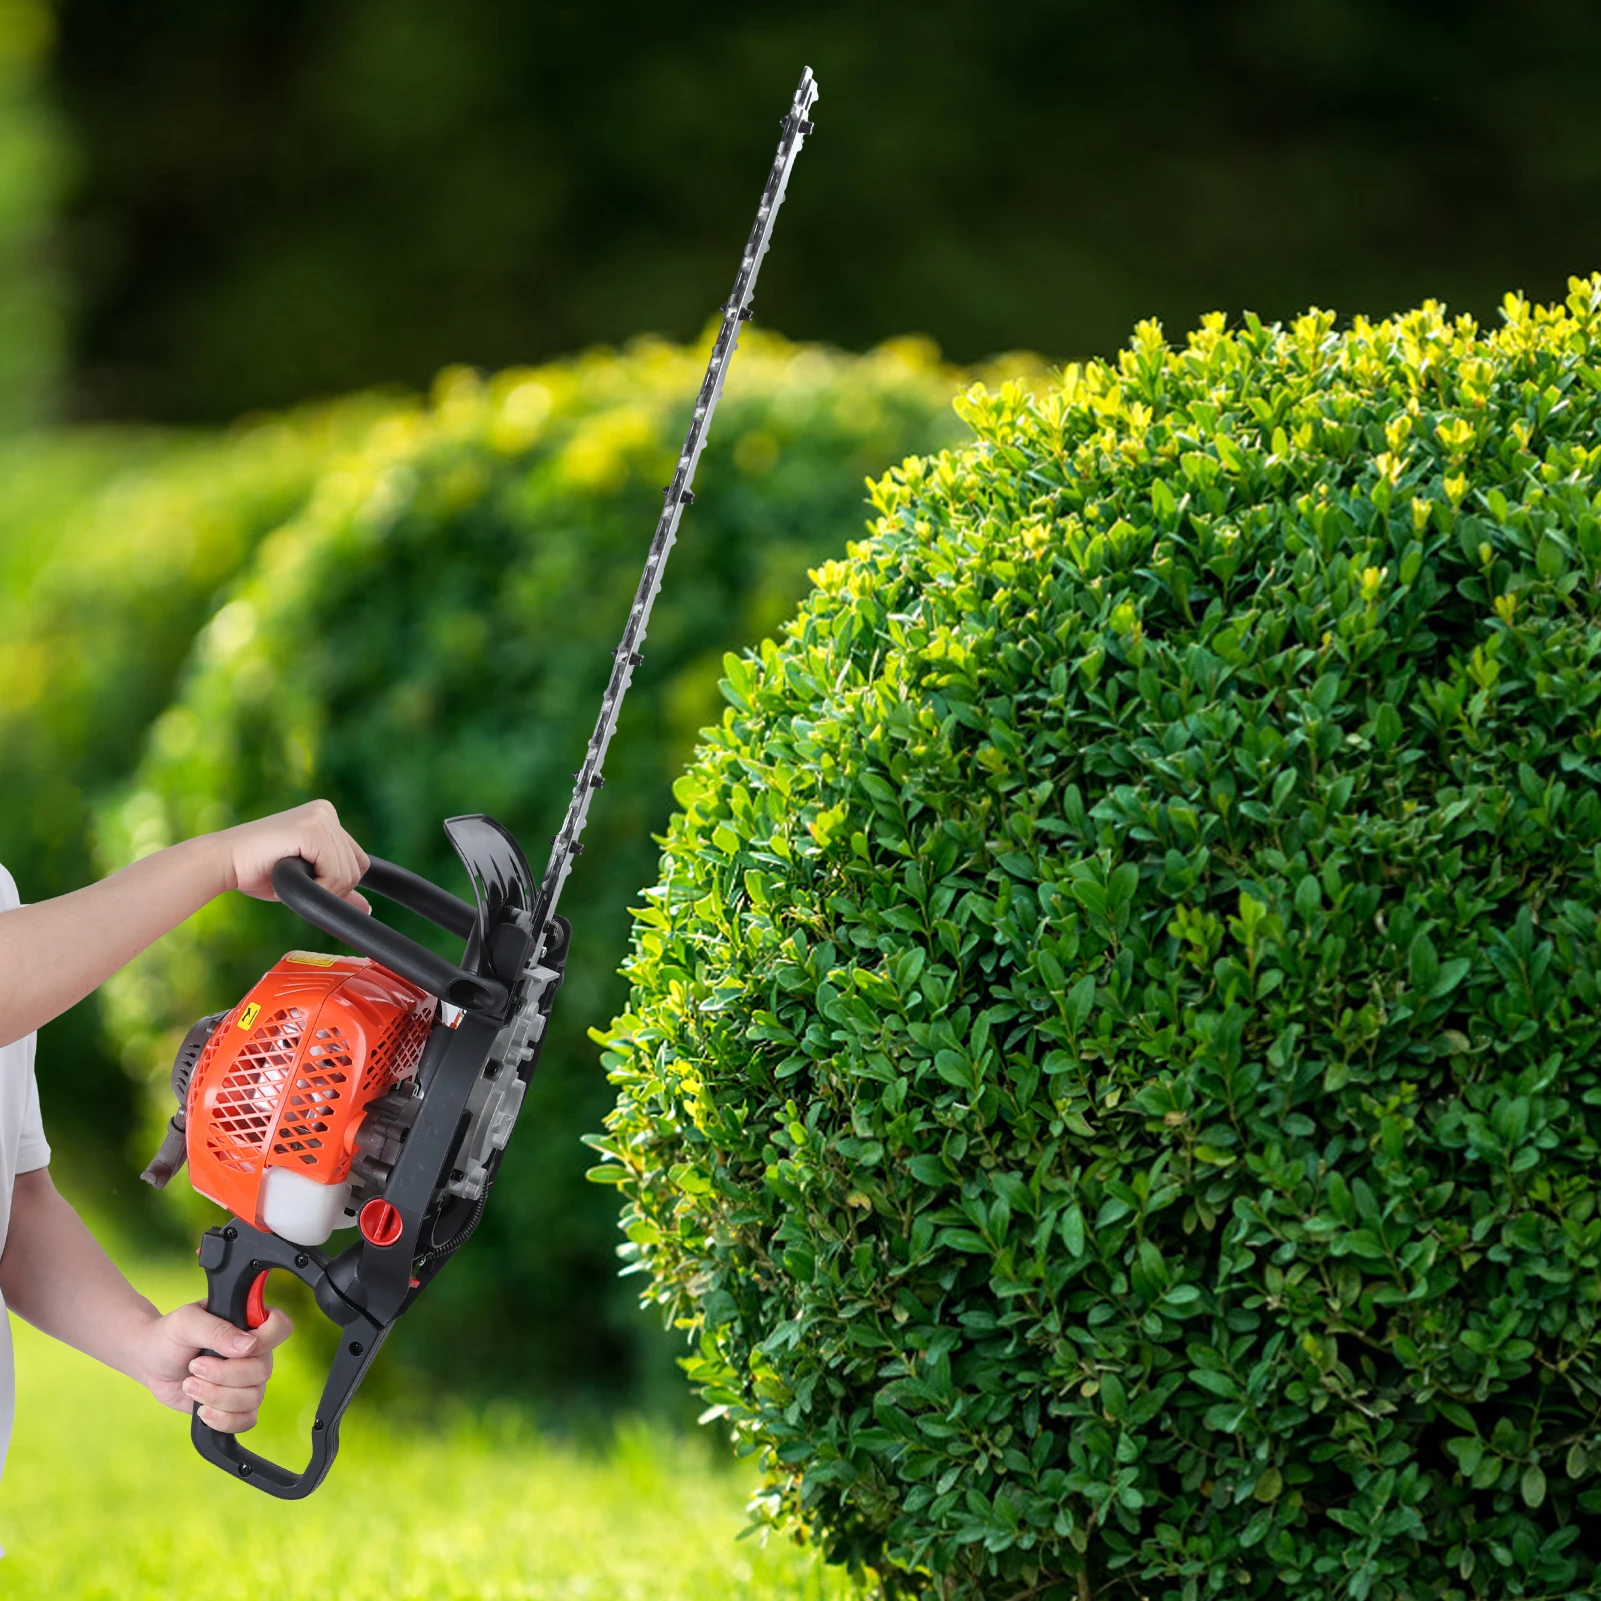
top-left (260, 1166), bottom-right (355, 1247)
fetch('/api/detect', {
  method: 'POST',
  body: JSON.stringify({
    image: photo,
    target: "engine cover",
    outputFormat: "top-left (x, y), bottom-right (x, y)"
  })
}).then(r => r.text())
top-left (185, 951), bottom-right (436, 1236)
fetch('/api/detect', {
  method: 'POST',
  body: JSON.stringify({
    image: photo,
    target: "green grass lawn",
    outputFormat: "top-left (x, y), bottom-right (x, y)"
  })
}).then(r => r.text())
top-left (0, 1259), bottom-right (856, 1601)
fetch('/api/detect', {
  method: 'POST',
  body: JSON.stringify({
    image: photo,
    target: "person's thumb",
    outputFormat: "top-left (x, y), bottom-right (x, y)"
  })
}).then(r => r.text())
top-left (164, 1300), bottom-right (260, 1358)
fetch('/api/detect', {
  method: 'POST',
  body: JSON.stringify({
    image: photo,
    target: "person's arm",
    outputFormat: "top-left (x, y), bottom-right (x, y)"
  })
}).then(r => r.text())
top-left (0, 1167), bottom-right (291, 1431)
top-left (0, 798), bottom-right (370, 1050)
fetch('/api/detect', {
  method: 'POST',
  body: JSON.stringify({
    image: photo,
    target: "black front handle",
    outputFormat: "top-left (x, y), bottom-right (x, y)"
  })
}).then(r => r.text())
top-left (270, 855), bottom-right (508, 1014)
top-left (192, 1220), bottom-right (388, 1500)
top-left (360, 856), bottom-right (477, 941)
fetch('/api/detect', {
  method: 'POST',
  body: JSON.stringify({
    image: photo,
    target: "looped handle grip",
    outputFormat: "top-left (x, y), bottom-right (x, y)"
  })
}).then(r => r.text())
top-left (270, 855), bottom-right (508, 1014)
top-left (191, 1220), bottom-right (387, 1500)
top-left (360, 856), bottom-right (477, 941)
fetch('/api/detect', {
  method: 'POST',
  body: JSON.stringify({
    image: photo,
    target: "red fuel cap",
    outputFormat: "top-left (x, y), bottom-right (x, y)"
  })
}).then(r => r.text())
top-left (358, 1199), bottom-right (404, 1247)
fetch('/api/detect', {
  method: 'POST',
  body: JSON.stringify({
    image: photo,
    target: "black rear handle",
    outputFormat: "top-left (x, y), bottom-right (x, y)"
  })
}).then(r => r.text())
top-left (270, 856), bottom-right (507, 1014)
top-left (192, 1220), bottom-right (387, 1499)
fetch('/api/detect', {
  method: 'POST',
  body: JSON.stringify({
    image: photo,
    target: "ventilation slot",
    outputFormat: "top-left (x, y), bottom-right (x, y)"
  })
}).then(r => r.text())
top-left (271, 1025), bottom-right (353, 1166)
top-left (205, 1006), bottom-right (307, 1175)
top-left (359, 1006), bottom-right (434, 1101)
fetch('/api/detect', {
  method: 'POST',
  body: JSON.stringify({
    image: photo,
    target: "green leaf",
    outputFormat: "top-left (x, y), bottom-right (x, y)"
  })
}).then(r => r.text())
top-left (1065, 973), bottom-right (1096, 1032)
top-left (936, 1228), bottom-right (990, 1254)
top-left (1099, 1371), bottom-right (1128, 1420)
top-left (1070, 879), bottom-right (1108, 918)
top-left (1061, 1204), bottom-right (1086, 1257)
top-left (1253, 1466), bottom-right (1283, 1503)
top-left (1522, 1462), bottom-right (1547, 1509)
top-left (1408, 931), bottom-right (1439, 996)
top-left (1326, 1171), bottom-right (1356, 1226)
top-left (894, 945), bottom-right (927, 990)
top-left (1537, 532), bottom-right (1566, 580)
top-left (1343, 1229), bottom-right (1389, 1261)
top-left (1293, 874), bottom-right (1320, 921)
top-left (1107, 862), bottom-right (1139, 910)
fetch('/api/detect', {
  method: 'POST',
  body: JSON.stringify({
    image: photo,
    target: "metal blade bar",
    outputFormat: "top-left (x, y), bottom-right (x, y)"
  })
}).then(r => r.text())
top-left (527, 66), bottom-right (818, 961)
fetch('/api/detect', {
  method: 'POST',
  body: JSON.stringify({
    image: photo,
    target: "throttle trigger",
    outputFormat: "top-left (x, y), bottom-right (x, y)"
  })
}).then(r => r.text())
top-left (246, 1269), bottom-right (270, 1331)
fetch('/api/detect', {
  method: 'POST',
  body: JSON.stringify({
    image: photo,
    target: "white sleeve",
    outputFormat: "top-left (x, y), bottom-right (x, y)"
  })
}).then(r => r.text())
top-left (15, 1056), bottom-right (50, 1174)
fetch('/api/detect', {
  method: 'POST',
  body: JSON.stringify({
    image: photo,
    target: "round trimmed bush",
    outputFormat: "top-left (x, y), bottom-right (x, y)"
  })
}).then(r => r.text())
top-left (593, 277), bottom-right (1601, 1599)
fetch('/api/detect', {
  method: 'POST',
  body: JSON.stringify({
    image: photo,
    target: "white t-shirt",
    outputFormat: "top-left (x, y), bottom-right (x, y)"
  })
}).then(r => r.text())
top-left (0, 863), bottom-right (53, 1504)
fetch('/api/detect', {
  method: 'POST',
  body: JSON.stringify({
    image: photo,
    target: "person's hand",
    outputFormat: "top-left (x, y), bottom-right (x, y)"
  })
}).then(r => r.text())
top-left (215, 798), bottom-right (371, 911)
top-left (133, 1301), bottom-right (294, 1434)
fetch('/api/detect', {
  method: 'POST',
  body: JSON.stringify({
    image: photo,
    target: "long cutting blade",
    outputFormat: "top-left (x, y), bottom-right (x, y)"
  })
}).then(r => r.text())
top-left (528, 66), bottom-right (819, 955)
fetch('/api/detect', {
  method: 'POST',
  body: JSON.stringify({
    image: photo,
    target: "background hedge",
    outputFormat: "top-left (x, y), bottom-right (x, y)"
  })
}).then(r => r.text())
top-left (594, 277), bottom-right (1601, 1597)
top-left (91, 330), bottom-right (1032, 1407)
top-left (0, 397), bottom-right (389, 1168)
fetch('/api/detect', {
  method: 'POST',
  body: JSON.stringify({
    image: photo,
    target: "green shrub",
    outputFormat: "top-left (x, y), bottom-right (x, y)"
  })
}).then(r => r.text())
top-left (0, 400), bottom-right (387, 1150)
top-left (97, 331), bottom-right (1011, 1405)
top-left (593, 276), bottom-right (1601, 1598)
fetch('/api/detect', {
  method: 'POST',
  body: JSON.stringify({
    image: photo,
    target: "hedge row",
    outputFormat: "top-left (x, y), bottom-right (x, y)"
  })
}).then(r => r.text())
top-left (0, 399), bottom-right (389, 1149)
top-left (92, 330), bottom-right (1024, 1403)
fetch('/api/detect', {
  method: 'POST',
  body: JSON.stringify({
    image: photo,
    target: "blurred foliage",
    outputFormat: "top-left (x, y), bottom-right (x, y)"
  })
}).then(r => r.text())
top-left (52, 0), bottom-right (1601, 423)
top-left (0, 396), bottom-right (397, 1150)
top-left (92, 330), bottom-right (1028, 1406)
top-left (0, 0), bottom-right (65, 427)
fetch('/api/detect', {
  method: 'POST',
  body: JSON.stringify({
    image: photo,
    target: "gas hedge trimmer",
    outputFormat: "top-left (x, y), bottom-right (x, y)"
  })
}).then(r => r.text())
top-left (141, 66), bottom-right (818, 1499)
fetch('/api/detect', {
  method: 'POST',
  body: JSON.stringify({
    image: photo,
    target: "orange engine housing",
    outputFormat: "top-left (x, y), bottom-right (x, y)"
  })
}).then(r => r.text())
top-left (185, 951), bottom-right (437, 1230)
